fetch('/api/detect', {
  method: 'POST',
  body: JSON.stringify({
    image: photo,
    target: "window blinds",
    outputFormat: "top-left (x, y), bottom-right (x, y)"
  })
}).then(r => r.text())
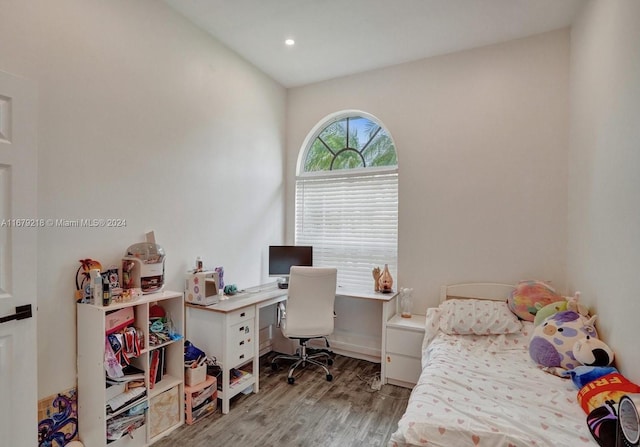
top-left (295, 172), bottom-right (398, 290)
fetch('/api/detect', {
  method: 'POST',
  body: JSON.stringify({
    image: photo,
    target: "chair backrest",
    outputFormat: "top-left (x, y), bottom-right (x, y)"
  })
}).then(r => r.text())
top-left (283, 266), bottom-right (338, 338)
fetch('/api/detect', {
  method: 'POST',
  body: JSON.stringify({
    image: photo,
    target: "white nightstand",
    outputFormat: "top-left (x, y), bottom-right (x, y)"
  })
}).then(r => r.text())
top-left (384, 313), bottom-right (425, 388)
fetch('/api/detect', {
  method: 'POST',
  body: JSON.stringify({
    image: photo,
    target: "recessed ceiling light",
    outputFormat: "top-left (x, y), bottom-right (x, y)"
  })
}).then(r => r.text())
top-left (285, 38), bottom-right (295, 46)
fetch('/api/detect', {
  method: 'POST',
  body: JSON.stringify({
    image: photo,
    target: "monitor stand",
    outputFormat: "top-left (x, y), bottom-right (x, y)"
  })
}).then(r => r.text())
top-left (277, 277), bottom-right (289, 289)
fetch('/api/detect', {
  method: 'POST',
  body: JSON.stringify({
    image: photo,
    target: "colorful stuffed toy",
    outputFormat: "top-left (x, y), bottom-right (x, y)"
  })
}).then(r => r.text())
top-left (558, 336), bottom-right (637, 416)
top-left (577, 372), bottom-right (640, 414)
top-left (563, 365), bottom-right (618, 388)
top-left (533, 300), bottom-right (568, 326)
top-left (508, 280), bottom-right (565, 321)
top-left (528, 310), bottom-right (598, 370)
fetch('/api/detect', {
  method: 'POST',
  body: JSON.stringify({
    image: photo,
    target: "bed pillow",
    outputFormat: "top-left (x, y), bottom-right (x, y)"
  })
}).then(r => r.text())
top-left (439, 299), bottom-right (523, 335)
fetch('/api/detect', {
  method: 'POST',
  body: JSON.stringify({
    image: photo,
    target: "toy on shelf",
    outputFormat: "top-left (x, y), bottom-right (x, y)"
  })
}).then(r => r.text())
top-left (75, 258), bottom-right (102, 303)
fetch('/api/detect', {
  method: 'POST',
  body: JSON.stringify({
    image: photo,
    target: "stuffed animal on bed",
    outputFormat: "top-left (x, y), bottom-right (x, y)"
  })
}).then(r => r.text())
top-left (577, 371), bottom-right (640, 414)
top-left (563, 365), bottom-right (618, 388)
top-left (562, 336), bottom-right (615, 388)
top-left (561, 337), bottom-right (615, 386)
top-left (566, 291), bottom-right (589, 317)
top-left (508, 280), bottom-right (565, 321)
top-left (528, 310), bottom-right (598, 370)
top-left (573, 335), bottom-right (614, 367)
top-left (532, 292), bottom-right (588, 326)
top-left (533, 300), bottom-right (568, 326)
top-left (558, 336), bottom-right (638, 415)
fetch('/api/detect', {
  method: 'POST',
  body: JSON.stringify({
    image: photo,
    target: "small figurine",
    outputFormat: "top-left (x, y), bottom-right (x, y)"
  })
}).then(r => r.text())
top-left (75, 258), bottom-right (102, 302)
top-left (372, 266), bottom-right (381, 292)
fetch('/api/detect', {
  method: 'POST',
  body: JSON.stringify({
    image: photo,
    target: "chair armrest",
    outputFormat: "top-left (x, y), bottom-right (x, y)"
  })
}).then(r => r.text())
top-left (276, 301), bottom-right (286, 328)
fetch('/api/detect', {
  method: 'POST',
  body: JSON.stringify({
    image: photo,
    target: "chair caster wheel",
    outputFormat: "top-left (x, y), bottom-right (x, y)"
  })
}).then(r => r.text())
top-left (327, 358), bottom-right (334, 366)
top-left (271, 362), bottom-right (278, 371)
top-left (287, 376), bottom-right (295, 385)
top-left (326, 374), bottom-right (333, 382)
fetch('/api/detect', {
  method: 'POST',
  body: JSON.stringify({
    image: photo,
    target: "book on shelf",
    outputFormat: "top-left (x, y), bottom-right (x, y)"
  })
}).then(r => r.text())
top-left (229, 369), bottom-right (251, 388)
top-left (106, 364), bottom-right (145, 385)
top-left (105, 386), bottom-right (146, 414)
top-left (149, 347), bottom-right (166, 389)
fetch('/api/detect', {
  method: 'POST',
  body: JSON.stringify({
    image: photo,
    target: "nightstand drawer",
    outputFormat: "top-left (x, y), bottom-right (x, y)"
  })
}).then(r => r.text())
top-left (385, 353), bottom-right (421, 385)
top-left (386, 327), bottom-right (423, 358)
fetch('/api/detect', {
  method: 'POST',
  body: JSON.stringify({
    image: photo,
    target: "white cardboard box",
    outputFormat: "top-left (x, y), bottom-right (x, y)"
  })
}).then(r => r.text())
top-left (185, 271), bottom-right (219, 306)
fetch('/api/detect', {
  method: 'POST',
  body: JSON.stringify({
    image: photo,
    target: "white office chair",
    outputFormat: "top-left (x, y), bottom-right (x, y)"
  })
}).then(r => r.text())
top-left (271, 266), bottom-right (337, 384)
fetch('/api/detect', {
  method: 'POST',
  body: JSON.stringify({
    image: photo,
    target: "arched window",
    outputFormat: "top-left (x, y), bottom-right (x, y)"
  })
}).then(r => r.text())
top-left (295, 111), bottom-right (398, 289)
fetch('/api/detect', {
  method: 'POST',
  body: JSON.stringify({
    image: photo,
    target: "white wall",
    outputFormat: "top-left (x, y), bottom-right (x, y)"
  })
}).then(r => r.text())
top-left (287, 30), bottom-right (570, 315)
top-left (568, 0), bottom-right (640, 382)
top-left (0, 0), bottom-right (286, 398)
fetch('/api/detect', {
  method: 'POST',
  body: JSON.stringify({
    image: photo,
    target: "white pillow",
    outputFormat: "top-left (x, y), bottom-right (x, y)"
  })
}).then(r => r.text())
top-left (439, 299), bottom-right (523, 335)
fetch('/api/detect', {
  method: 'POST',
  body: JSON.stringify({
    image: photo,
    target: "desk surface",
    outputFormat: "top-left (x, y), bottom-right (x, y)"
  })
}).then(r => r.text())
top-left (185, 282), bottom-right (397, 313)
top-left (185, 283), bottom-right (284, 313)
top-left (336, 286), bottom-right (398, 301)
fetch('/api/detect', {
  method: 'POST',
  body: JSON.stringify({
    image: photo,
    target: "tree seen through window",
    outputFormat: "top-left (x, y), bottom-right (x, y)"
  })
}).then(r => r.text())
top-left (304, 116), bottom-right (397, 172)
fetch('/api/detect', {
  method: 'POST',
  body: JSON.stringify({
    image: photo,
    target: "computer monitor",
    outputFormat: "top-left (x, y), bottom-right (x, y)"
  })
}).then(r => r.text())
top-left (268, 245), bottom-right (313, 289)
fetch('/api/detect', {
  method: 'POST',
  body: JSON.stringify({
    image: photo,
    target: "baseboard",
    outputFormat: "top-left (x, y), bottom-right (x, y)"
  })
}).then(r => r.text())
top-left (386, 377), bottom-right (416, 389)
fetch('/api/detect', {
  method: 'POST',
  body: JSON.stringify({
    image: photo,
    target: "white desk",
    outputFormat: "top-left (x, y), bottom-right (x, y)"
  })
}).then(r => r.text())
top-left (185, 282), bottom-right (397, 414)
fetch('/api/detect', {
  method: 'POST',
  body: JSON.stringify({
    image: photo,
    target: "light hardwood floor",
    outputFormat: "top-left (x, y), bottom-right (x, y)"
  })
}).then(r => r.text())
top-left (154, 353), bottom-right (411, 447)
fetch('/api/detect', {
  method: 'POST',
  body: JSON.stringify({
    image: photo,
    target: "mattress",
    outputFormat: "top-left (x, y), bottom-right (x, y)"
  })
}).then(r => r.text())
top-left (389, 309), bottom-right (598, 447)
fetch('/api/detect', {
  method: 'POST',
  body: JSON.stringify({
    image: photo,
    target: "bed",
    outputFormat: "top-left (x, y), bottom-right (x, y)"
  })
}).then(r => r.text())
top-left (389, 283), bottom-right (597, 447)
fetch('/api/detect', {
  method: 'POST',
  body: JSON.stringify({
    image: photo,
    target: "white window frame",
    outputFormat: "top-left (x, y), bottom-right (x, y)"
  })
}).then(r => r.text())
top-left (295, 110), bottom-right (398, 290)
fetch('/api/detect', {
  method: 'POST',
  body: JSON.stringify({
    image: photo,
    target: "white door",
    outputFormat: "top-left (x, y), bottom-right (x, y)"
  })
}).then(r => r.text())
top-left (0, 70), bottom-right (38, 446)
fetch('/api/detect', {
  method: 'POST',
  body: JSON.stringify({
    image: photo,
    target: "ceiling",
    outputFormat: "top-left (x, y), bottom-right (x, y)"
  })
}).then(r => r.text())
top-left (163, 0), bottom-right (587, 88)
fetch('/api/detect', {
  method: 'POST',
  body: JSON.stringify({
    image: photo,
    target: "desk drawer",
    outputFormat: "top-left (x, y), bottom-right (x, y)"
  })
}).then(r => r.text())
top-left (228, 342), bottom-right (253, 366)
top-left (229, 321), bottom-right (253, 345)
top-left (227, 320), bottom-right (254, 363)
top-left (228, 306), bottom-right (255, 326)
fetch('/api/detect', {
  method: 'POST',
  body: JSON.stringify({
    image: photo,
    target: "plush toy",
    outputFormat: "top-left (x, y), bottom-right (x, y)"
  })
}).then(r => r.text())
top-left (586, 401), bottom-right (618, 447)
top-left (528, 310), bottom-right (598, 370)
top-left (562, 365), bottom-right (618, 388)
top-left (507, 280), bottom-right (565, 321)
top-left (573, 335), bottom-right (614, 367)
top-left (533, 300), bottom-right (568, 326)
top-left (561, 336), bottom-right (615, 387)
top-left (577, 371), bottom-right (640, 414)
top-left (566, 291), bottom-right (589, 317)
top-left (559, 336), bottom-right (637, 417)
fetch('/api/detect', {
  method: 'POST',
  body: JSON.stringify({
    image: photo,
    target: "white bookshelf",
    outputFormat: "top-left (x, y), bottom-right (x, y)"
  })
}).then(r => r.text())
top-left (77, 291), bottom-right (184, 446)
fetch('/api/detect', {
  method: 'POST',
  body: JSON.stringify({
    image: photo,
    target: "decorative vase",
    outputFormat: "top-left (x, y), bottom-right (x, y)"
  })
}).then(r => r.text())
top-left (400, 287), bottom-right (414, 318)
top-left (378, 264), bottom-right (393, 293)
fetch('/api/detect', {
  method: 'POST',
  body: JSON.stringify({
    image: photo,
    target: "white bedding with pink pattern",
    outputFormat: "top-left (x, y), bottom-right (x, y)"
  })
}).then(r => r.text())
top-left (389, 308), bottom-right (598, 447)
